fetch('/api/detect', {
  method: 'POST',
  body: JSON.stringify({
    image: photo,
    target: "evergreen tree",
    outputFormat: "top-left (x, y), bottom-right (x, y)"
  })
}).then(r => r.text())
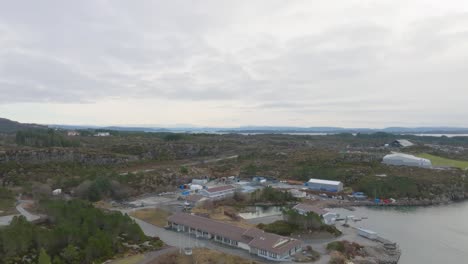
top-left (38, 248), bottom-right (52, 264)
top-left (60, 244), bottom-right (80, 264)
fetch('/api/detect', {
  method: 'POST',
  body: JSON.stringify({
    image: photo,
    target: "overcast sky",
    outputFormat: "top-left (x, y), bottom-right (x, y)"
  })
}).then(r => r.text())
top-left (1, 0), bottom-right (468, 128)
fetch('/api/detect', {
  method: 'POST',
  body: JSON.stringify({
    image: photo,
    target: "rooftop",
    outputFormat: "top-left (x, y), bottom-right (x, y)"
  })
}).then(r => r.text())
top-left (244, 228), bottom-right (302, 255)
top-left (168, 213), bottom-right (302, 254)
top-left (394, 139), bottom-right (414, 147)
top-left (358, 227), bottom-right (377, 235)
top-left (293, 203), bottom-right (328, 215)
top-left (204, 185), bottom-right (236, 193)
top-left (307, 178), bottom-right (342, 185)
top-left (384, 153), bottom-right (430, 161)
top-left (168, 212), bottom-right (249, 243)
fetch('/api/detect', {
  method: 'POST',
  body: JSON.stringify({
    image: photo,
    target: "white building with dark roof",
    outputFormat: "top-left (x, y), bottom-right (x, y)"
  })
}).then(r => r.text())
top-left (391, 139), bottom-right (414, 148)
top-left (292, 203), bottom-right (337, 225)
top-left (167, 213), bottom-right (302, 261)
top-left (306, 179), bottom-right (343, 192)
top-left (199, 185), bottom-right (236, 199)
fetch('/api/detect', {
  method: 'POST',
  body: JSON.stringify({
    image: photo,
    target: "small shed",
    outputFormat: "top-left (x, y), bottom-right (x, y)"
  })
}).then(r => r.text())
top-left (322, 212), bottom-right (338, 225)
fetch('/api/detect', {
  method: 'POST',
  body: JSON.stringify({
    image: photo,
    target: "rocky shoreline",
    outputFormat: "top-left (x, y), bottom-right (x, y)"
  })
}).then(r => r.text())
top-left (328, 195), bottom-right (468, 209)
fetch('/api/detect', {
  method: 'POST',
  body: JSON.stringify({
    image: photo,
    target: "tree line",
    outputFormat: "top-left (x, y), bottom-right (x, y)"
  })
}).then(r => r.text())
top-left (15, 129), bottom-right (79, 148)
top-left (0, 200), bottom-right (150, 264)
top-left (249, 186), bottom-right (298, 204)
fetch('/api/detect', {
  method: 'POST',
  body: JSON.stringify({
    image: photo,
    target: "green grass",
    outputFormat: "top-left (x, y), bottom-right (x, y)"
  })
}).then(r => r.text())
top-left (257, 220), bottom-right (299, 236)
top-left (0, 198), bottom-right (16, 216)
top-left (418, 153), bottom-right (468, 170)
top-left (326, 241), bottom-right (345, 252)
top-left (129, 208), bottom-right (172, 227)
top-left (0, 187), bottom-right (16, 216)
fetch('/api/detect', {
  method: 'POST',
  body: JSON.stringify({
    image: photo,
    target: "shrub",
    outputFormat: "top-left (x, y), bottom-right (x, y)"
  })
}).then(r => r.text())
top-left (180, 166), bottom-right (188, 174)
top-left (257, 220), bottom-right (299, 236)
top-left (327, 241), bottom-right (345, 252)
top-left (320, 224), bottom-right (342, 236)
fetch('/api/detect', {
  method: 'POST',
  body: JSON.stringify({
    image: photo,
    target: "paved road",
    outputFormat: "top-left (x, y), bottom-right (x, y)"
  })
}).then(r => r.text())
top-left (296, 225), bottom-right (379, 264)
top-left (16, 201), bottom-right (40, 222)
top-left (182, 155), bottom-right (238, 166)
top-left (0, 214), bottom-right (18, 226)
top-left (138, 247), bottom-right (178, 264)
top-left (0, 201), bottom-right (40, 226)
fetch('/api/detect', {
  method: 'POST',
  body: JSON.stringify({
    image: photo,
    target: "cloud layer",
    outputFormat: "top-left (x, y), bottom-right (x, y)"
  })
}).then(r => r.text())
top-left (1, 0), bottom-right (468, 127)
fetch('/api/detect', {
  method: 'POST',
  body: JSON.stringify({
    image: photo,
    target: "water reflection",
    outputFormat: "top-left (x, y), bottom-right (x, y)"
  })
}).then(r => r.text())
top-left (238, 206), bottom-right (283, 219)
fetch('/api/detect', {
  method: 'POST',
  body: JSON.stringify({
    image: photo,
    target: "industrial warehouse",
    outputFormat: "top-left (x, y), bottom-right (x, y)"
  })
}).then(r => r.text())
top-left (167, 213), bottom-right (303, 261)
top-left (305, 178), bottom-right (344, 192)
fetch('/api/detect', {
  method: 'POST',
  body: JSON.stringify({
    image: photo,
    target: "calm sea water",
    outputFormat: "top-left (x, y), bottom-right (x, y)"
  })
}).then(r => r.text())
top-left (332, 202), bottom-right (468, 264)
top-left (238, 206), bottom-right (283, 219)
top-left (209, 132), bottom-right (468, 137)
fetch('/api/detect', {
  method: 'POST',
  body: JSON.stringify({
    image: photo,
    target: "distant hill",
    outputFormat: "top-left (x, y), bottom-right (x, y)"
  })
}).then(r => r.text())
top-left (218, 126), bottom-right (468, 134)
top-left (49, 124), bottom-right (171, 133)
top-left (50, 123), bottom-right (468, 135)
top-left (0, 117), bottom-right (47, 133)
top-left (103, 126), bottom-right (170, 132)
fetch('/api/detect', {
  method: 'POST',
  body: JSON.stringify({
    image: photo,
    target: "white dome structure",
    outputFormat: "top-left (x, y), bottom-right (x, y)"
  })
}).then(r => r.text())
top-left (383, 153), bottom-right (432, 168)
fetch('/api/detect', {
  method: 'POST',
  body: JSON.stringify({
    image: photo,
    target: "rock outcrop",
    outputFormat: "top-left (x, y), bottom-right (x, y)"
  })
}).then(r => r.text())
top-left (0, 148), bottom-right (138, 165)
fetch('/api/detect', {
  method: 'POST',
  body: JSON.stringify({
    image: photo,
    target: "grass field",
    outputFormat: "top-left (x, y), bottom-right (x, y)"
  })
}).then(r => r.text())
top-left (418, 153), bottom-right (468, 170)
top-left (129, 208), bottom-right (172, 227)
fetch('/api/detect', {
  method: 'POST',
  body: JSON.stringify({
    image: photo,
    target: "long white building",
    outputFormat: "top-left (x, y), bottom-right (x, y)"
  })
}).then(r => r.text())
top-left (199, 185), bottom-right (236, 199)
top-left (305, 179), bottom-right (343, 192)
top-left (382, 153), bottom-right (432, 168)
top-left (167, 213), bottom-right (302, 261)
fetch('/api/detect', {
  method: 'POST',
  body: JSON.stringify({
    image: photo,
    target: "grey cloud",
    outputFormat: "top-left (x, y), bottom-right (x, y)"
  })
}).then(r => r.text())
top-left (0, 0), bottom-right (467, 128)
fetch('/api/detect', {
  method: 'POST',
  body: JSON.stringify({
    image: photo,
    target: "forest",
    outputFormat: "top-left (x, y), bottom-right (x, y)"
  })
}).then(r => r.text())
top-left (0, 200), bottom-right (161, 264)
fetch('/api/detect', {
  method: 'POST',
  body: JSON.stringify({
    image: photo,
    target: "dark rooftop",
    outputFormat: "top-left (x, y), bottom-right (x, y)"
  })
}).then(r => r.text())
top-left (167, 212), bottom-right (250, 243)
top-left (168, 213), bottom-right (302, 255)
top-left (293, 203), bottom-right (328, 215)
